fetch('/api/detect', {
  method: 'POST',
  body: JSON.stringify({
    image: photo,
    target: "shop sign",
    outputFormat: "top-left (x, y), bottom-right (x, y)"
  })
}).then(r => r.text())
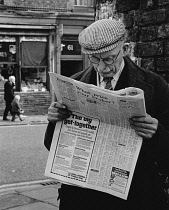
top-left (0, 42), bottom-right (16, 62)
top-left (61, 36), bottom-right (81, 55)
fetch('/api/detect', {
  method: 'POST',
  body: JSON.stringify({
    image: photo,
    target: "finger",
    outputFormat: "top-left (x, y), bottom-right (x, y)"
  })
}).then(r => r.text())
top-left (47, 116), bottom-right (59, 122)
top-left (130, 125), bottom-right (155, 139)
top-left (131, 116), bottom-right (157, 124)
top-left (134, 130), bottom-right (153, 139)
top-left (47, 113), bottom-right (69, 122)
top-left (48, 106), bottom-right (58, 112)
top-left (58, 108), bottom-right (71, 115)
top-left (50, 101), bottom-right (66, 109)
top-left (48, 104), bottom-right (69, 114)
top-left (131, 125), bottom-right (155, 134)
top-left (48, 108), bottom-right (71, 120)
top-left (130, 122), bottom-right (157, 131)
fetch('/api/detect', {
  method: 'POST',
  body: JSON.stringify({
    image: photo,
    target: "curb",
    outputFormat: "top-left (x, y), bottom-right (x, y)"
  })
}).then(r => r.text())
top-left (0, 179), bottom-right (58, 192)
top-left (0, 121), bottom-right (48, 126)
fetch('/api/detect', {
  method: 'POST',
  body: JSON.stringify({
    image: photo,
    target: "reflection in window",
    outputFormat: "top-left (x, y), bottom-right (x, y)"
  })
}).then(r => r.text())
top-left (21, 68), bottom-right (46, 92)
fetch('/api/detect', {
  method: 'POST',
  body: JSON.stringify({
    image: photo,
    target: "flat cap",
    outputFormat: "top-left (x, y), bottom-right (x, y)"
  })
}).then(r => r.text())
top-left (79, 18), bottom-right (126, 54)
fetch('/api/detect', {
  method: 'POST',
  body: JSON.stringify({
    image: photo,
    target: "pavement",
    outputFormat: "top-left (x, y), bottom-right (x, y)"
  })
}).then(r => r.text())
top-left (0, 114), bottom-right (61, 209)
top-left (0, 114), bottom-right (48, 126)
top-left (0, 180), bottom-right (61, 210)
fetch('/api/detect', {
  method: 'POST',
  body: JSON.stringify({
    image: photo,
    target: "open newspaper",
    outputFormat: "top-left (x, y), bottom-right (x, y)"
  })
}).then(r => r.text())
top-left (45, 72), bottom-right (146, 200)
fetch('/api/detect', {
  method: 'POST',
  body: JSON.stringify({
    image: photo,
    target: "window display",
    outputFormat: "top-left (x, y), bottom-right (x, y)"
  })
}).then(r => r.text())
top-left (21, 67), bottom-right (46, 92)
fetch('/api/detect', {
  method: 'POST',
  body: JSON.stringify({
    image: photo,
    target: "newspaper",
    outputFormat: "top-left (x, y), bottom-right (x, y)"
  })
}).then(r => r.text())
top-left (45, 72), bottom-right (146, 200)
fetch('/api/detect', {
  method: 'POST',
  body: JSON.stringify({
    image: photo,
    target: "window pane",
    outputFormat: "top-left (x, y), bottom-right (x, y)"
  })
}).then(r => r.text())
top-left (0, 36), bottom-right (16, 62)
top-left (21, 68), bottom-right (47, 92)
top-left (21, 42), bottom-right (47, 67)
top-left (0, 64), bottom-right (16, 91)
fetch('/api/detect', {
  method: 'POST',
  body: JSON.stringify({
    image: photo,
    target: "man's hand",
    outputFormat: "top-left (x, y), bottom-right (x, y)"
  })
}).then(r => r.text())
top-left (47, 102), bottom-right (71, 123)
top-left (129, 114), bottom-right (158, 139)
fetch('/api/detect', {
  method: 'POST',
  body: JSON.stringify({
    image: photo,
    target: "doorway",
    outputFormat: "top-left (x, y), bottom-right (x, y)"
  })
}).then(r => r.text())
top-left (61, 60), bottom-right (83, 77)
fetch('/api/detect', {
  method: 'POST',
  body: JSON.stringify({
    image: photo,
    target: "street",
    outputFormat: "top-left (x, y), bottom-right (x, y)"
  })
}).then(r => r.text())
top-left (0, 124), bottom-right (50, 186)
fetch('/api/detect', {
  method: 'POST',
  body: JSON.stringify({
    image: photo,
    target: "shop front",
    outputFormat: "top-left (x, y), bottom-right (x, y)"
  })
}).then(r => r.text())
top-left (0, 35), bottom-right (48, 92)
top-left (0, 25), bottom-right (54, 116)
top-left (0, 10), bottom-right (94, 116)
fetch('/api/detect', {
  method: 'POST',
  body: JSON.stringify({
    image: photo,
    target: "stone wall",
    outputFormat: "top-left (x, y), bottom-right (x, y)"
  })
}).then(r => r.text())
top-left (3, 0), bottom-right (69, 8)
top-left (0, 91), bottom-right (52, 116)
top-left (116, 0), bottom-right (169, 82)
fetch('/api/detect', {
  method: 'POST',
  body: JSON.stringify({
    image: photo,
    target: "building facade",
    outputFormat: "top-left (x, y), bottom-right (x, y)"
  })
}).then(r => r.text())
top-left (0, 0), bottom-right (95, 115)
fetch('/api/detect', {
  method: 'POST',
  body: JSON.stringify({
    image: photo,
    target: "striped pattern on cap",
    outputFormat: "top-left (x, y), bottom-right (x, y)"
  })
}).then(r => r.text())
top-left (79, 18), bottom-right (126, 54)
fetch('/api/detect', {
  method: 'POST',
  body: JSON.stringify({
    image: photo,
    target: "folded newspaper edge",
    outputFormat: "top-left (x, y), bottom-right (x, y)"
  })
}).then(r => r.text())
top-left (45, 72), bottom-right (146, 200)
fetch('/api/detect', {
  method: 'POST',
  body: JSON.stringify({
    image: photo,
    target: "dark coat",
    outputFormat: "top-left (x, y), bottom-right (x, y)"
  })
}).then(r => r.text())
top-left (44, 56), bottom-right (169, 210)
top-left (4, 80), bottom-right (14, 102)
top-left (11, 99), bottom-right (21, 114)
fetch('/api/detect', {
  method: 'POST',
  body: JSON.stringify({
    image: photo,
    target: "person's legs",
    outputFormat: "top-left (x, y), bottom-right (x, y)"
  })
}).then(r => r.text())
top-left (3, 101), bottom-right (11, 120)
top-left (18, 113), bottom-right (23, 121)
top-left (11, 113), bottom-right (16, 121)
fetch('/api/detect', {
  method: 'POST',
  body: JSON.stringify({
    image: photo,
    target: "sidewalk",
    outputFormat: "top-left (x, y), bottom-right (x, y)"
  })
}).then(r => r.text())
top-left (0, 180), bottom-right (61, 210)
top-left (0, 115), bottom-right (48, 126)
top-left (0, 115), bottom-right (60, 209)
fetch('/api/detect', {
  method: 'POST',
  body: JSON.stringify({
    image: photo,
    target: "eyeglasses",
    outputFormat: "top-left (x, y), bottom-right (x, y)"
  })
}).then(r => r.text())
top-left (88, 50), bottom-right (121, 65)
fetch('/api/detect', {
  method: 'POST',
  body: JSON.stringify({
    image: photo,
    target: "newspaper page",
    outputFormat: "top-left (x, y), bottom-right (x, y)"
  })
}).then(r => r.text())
top-left (45, 73), bottom-right (146, 200)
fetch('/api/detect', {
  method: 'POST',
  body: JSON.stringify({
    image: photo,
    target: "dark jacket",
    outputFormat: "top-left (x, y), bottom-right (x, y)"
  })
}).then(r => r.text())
top-left (44, 56), bottom-right (169, 210)
top-left (4, 80), bottom-right (14, 102)
top-left (11, 99), bottom-right (21, 114)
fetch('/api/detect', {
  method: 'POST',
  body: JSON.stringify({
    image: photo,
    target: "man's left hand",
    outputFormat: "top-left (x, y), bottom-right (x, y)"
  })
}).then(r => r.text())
top-left (129, 114), bottom-right (158, 139)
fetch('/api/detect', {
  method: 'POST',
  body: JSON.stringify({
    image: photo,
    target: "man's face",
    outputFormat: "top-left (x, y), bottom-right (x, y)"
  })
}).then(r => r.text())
top-left (89, 42), bottom-right (124, 78)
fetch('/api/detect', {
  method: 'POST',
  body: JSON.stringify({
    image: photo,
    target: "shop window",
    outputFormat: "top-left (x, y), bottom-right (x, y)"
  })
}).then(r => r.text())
top-left (21, 67), bottom-right (46, 92)
top-left (0, 64), bottom-right (16, 91)
top-left (0, 36), bottom-right (16, 62)
top-left (21, 41), bottom-right (47, 66)
top-left (20, 37), bottom-right (47, 92)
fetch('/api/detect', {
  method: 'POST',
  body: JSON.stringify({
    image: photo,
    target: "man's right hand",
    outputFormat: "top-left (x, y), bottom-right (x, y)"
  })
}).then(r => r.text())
top-left (47, 102), bottom-right (71, 123)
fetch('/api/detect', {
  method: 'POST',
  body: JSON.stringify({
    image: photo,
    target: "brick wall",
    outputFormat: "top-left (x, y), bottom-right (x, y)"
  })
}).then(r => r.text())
top-left (4, 0), bottom-right (69, 8)
top-left (116, 0), bottom-right (169, 82)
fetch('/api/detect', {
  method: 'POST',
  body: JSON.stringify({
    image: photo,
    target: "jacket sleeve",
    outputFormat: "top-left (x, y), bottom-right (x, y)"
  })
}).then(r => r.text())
top-left (44, 121), bottom-right (56, 151)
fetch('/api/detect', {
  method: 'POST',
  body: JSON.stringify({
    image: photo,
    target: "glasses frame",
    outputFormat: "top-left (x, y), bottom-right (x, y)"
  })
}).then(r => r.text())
top-left (88, 49), bottom-right (121, 65)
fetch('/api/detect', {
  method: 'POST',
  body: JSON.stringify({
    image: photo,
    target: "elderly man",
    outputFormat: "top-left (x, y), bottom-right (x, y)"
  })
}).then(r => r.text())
top-left (3, 75), bottom-right (15, 121)
top-left (44, 19), bottom-right (169, 210)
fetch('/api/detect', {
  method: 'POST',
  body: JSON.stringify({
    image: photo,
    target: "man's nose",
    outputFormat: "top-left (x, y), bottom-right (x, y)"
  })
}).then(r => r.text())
top-left (97, 59), bottom-right (106, 72)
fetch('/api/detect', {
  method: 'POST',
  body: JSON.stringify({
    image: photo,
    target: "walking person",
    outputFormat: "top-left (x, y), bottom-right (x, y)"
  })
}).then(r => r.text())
top-left (44, 19), bottom-right (169, 210)
top-left (11, 95), bottom-right (24, 122)
top-left (3, 75), bottom-right (15, 121)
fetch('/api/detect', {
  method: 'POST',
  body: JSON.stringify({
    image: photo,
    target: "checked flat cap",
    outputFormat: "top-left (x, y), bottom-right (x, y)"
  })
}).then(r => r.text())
top-left (79, 18), bottom-right (126, 54)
